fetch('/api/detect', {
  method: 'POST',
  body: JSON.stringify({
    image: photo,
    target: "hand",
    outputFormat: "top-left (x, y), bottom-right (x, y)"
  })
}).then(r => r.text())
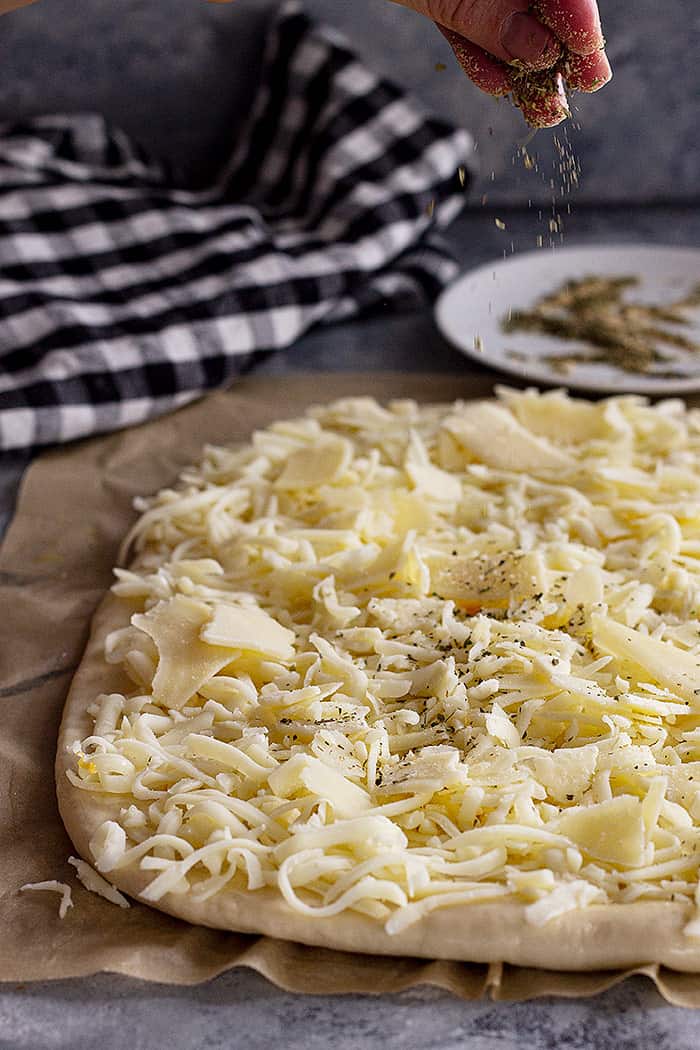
top-left (392, 0), bottom-right (612, 127)
top-left (0, 0), bottom-right (37, 10)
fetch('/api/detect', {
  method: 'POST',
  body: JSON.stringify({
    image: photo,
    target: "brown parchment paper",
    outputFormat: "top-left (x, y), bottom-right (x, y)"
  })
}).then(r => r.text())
top-left (2, 370), bottom-right (700, 1005)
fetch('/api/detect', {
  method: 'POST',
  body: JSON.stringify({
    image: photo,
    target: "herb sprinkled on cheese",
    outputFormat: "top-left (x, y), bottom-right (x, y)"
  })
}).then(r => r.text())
top-left (69, 390), bottom-right (700, 935)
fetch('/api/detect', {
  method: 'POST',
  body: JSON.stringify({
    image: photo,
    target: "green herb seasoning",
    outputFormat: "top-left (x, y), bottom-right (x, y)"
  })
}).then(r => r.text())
top-left (503, 275), bottom-right (700, 376)
top-left (510, 63), bottom-right (570, 129)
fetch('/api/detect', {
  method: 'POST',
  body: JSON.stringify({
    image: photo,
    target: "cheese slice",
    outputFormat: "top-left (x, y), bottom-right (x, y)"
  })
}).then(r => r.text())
top-left (434, 550), bottom-right (547, 611)
top-left (443, 403), bottom-right (574, 474)
top-left (132, 596), bottom-right (234, 710)
top-left (269, 754), bottom-right (371, 819)
top-left (276, 438), bottom-right (351, 489)
top-left (201, 604), bottom-right (295, 662)
top-left (592, 614), bottom-right (700, 706)
top-left (406, 461), bottom-right (462, 503)
top-left (554, 795), bottom-right (646, 868)
top-left (505, 390), bottom-right (606, 444)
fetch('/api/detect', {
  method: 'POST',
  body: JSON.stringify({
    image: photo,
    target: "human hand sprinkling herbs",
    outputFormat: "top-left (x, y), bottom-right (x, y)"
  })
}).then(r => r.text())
top-left (391, 0), bottom-right (612, 127)
top-left (0, 0), bottom-right (611, 127)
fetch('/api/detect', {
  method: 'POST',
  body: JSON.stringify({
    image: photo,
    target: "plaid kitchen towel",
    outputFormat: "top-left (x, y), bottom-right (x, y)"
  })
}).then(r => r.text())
top-left (0, 1), bottom-right (472, 453)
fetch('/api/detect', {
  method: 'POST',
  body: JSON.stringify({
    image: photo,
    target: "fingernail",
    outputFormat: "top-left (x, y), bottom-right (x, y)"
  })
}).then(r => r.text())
top-left (564, 50), bottom-right (612, 92)
top-left (500, 12), bottom-right (559, 68)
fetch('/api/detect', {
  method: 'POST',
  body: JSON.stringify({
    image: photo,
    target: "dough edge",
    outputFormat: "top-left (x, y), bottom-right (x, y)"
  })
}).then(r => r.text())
top-left (55, 589), bottom-right (700, 972)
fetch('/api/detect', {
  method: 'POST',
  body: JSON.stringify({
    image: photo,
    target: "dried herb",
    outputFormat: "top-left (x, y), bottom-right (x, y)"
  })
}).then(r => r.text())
top-left (502, 275), bottom-right (700, 376)
top-left (509, 61), bottom-right (571, 129)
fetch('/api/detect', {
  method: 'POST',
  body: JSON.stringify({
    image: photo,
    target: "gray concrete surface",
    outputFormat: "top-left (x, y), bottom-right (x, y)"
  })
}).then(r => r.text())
top-left (2, 971), bottom-right (700, 1050)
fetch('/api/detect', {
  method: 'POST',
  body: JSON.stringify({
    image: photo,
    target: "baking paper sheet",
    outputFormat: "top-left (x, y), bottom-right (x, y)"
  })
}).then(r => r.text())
top-left (1, 371), bottom-right (697, 1004)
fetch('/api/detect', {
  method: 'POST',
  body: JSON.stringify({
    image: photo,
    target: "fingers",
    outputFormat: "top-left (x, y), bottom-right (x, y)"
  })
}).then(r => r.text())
top-left (564, 48), bottom-right (612, 91)
top-left (534, 0), bottom-right (605, 55)
top-left (438, 26), bottom-right (512, 95)
top-left (499, 11), bottom-right (562, 69)
top-left (407, 0), bottom-right (561, 68)
top-left (425, 1), bottom-right (609, 129)
top-left (439, 24), bottom-right (569, 128)
top-left (512, 69), bottom-right (570, 127)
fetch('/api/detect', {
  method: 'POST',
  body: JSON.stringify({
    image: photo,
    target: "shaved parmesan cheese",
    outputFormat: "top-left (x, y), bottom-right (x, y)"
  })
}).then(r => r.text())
top-left (503, 388), bottom-right (606, 445)
top-left (443, 403), bottom-right (574, 474)
top-left (406, 461), bottom-right (462, 503)
top-left (269, 754), bottom-right (371, 818)
top-left (20, 880), bottom-right (73, 918)
top-left (434, 550), bottom-right (546, 610)
top-left (484, 704), bottom-right (520, 748)
top-left (132, 596), bottom-right (234, 709)
top-left (592, 614), bottom-right (700, 706)
top-left (554, 796), bottom-right (646, 868)
top-left (69, 391), bottom-right (700, 934)
top-left (564, 565), bottom-right (604, 608)
top-left (276, 438), bottom-right (351, 489)
top-left (201, 604), bottom-right (294, 662)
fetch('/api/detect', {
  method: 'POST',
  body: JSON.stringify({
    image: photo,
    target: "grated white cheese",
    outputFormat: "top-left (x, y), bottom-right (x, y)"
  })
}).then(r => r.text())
top-left (68, 856), bottom-right (130, 909)
top-left (20, 880), bottom-right (73, 919)
top-left (68, 390), bottom-right (700, 934)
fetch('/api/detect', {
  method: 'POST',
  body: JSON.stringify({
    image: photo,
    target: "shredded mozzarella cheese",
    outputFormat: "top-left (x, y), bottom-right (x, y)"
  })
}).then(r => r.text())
top-left (67, 390), bottom-right (700, 935)
top-left (20, 880), bottom-right (73, 919)
top-left (68, 856), bottom-right (130, 909)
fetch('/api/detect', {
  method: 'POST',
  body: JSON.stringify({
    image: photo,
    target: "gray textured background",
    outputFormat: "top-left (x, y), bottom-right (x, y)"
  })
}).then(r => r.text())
top-left (0, 0), bottom-right (696, 205)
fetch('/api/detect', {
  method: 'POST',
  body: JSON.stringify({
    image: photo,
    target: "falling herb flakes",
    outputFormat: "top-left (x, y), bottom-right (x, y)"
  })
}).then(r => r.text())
top-left (502, 275), bottom-right (700, 377)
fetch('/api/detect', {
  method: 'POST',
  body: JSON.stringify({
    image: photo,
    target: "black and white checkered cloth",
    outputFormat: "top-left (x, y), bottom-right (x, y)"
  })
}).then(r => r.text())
top-left (0, 2), bottom-right (472, 453)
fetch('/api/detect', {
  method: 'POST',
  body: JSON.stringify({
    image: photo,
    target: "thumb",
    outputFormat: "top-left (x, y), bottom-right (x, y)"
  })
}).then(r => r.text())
top-left (394, 0), bottom-right (560, 68)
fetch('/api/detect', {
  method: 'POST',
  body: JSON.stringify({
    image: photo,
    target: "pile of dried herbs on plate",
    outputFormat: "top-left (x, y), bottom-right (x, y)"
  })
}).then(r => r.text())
top-left (502, 275), bottom-right (700, 376)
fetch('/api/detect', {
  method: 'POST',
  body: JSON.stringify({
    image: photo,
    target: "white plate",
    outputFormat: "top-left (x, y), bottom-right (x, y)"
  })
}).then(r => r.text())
top-left (435, 245), bottom-right (700, 395)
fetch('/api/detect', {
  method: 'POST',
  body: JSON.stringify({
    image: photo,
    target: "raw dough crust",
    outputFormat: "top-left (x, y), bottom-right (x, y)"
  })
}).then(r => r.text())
top-left (56, 591), bottom-right (700, 972)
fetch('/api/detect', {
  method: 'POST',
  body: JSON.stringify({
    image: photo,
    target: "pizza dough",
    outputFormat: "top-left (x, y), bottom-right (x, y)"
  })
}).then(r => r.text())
top-left (56, 390), bottom-right (700, 970)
